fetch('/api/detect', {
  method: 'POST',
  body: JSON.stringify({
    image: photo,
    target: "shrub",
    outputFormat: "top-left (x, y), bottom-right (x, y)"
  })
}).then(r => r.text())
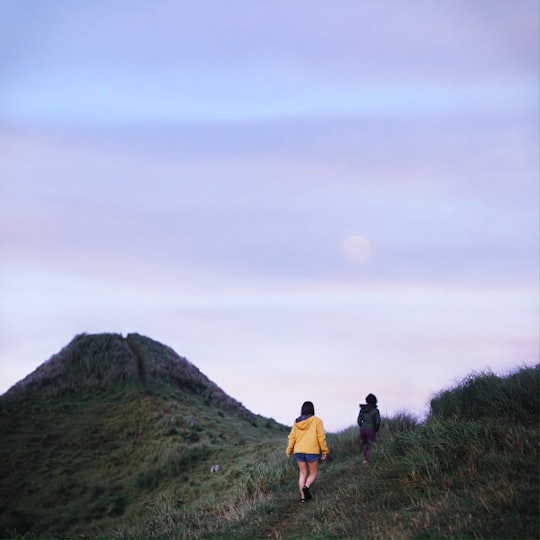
top-left (429, 364), bottom-right (539, 424)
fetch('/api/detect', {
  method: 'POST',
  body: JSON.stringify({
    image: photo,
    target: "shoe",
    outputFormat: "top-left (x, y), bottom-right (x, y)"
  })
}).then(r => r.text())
top-left (299, 498), bottom-right (305, 503)
top-left (302, 486), bottom-right (312, 500)
top-left (362, 459), bottom-right (368, 464)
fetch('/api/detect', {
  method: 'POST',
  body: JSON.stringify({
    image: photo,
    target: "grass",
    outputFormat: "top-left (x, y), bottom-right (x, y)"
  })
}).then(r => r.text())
top-left (116, 365), bottom-right (540, 540)
top-left (0, 333), bottom-right (537, 539)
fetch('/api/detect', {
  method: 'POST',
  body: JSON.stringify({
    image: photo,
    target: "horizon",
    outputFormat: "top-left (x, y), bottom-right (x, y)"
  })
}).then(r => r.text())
top-left (1, 0), bottom-right (538, 432)
top-left (2, 330), bottom-right (537, 432)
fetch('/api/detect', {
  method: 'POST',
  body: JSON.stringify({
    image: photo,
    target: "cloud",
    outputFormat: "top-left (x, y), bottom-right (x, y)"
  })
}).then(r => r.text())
top-left (1, 0), bottom-right (537, 125)
top-left (0, 0), bottom-right (537, 432)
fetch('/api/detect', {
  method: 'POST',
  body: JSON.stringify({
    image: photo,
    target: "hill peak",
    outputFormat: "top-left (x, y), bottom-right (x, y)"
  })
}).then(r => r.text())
top-left (5, 332), bottom-right (254, 420)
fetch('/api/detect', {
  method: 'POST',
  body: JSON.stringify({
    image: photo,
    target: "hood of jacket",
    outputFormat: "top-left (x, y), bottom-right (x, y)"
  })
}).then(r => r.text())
top-left (359, 403), bottom-right (377, 413)
top-left (294, 414), bottom-right (315, 430)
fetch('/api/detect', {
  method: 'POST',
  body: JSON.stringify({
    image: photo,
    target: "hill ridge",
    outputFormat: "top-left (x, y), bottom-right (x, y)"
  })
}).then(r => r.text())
top-left (4, 332), bottom-right (255, 421)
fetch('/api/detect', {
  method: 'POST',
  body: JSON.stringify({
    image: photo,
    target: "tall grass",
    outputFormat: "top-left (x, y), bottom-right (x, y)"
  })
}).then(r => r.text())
top-left (2, 349), bottom-right (537, 539)
top-left (429, 364), bottom-right (539, 425)
top-left (306, 365), bottom-right (538, 540)
top-left (131, 364), bottom-right (537, 540)
top-left (118, 448), bottom-right (293, 539)
top-left (135, 442), bottom-right (215, 491)
top-left (5, 332), bottom-right (262, 426)
top-left (112, 365), bottom-right (538, 539)
top-left (5, 333), bottom-right (141, 397)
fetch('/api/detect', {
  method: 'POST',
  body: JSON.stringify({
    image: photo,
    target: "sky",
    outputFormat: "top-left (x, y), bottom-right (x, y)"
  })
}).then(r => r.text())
top-left (1, 0), bottom-right (538, 432)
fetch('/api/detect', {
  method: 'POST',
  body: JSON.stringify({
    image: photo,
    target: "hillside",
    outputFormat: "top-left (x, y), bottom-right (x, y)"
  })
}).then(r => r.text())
top-left (4, 332), bottom-right (257, 421)
top-left (0, 334), bottom-right (538, 539)
top-left (0, 333), bottom-right (287, 537)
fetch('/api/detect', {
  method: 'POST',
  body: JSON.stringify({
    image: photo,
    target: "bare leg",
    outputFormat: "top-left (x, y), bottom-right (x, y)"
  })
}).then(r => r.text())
top-left (305, 459), bottom-right (319, 488)
top-left (297, 461), bottom-right (308, 499)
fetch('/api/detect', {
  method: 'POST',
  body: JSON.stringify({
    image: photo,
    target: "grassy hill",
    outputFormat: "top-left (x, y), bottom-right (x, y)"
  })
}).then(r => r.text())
top-left (0, 333), bottom-right (538, 539)
top-left (0, 333), bottom-right (287, 538)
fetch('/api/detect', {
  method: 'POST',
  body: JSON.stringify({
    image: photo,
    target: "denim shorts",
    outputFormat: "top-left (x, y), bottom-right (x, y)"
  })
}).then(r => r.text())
top-left (294, 453), bottom-right (319, 463)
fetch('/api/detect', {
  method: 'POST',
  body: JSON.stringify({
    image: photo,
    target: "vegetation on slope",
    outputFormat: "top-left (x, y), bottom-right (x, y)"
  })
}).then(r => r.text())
top-left (0, 333), bottom-right (287, 538)
top-left (124, 365), bottom-right (538, 540)
top-left (0, 333), bottom-right (537, 539)
top-left (5, 333), bottom-right (256, 421)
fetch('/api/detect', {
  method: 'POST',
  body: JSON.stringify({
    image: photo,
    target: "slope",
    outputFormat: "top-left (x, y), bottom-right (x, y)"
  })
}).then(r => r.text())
top-left (119, 364), bottom-right (538, 539)
top-left (208, 364), bottom-right (539, 539)
top-left (0, 333), bottom-right (288, 537)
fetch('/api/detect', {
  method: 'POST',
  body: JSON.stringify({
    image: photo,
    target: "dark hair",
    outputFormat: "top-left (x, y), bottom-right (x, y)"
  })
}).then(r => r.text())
top-left (366, 393), bottom-right (377, 405)
top-left (301, 401), bottom-right (315, 416)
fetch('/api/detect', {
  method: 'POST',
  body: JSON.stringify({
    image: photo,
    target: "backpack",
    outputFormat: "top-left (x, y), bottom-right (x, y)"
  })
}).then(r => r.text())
top-left (357, 404), bottom-right (368, 426)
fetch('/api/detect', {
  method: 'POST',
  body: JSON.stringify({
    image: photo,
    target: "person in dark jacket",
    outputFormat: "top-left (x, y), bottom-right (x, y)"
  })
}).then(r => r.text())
top-left (357, 393), bottom-right (381, 463)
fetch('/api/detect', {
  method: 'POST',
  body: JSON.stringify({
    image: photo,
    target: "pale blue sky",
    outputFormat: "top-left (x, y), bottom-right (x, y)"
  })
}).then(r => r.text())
top-left (1, 0), bottom-right (538, 431)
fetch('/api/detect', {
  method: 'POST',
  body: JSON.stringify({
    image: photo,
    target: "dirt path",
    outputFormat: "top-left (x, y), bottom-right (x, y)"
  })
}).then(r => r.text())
top-left (264, 496), bottom-right (300, 538)
top-left (262, 488), bottom-right (323, 539)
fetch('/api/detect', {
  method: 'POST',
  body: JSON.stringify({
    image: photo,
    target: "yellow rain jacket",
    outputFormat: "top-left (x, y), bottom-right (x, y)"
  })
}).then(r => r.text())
top-left (286, 415), bottom-right (329, 456)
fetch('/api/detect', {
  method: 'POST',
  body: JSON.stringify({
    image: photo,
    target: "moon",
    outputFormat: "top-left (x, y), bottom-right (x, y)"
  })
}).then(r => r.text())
top-left (342, 235), bottom-right (372, 265)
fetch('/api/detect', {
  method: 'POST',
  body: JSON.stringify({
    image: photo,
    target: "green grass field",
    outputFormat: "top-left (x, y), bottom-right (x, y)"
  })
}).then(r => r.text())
top-left (0, 333), bottom-right (537, 539)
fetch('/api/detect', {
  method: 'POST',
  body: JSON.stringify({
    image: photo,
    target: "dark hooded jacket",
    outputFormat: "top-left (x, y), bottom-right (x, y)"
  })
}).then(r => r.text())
top-left (357, 403), bottom-right (381, 432)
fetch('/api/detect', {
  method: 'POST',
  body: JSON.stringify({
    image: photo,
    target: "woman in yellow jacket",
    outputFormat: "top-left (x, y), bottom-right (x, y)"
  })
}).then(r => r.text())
top-left (286, 401), bottom-right (329, 502)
